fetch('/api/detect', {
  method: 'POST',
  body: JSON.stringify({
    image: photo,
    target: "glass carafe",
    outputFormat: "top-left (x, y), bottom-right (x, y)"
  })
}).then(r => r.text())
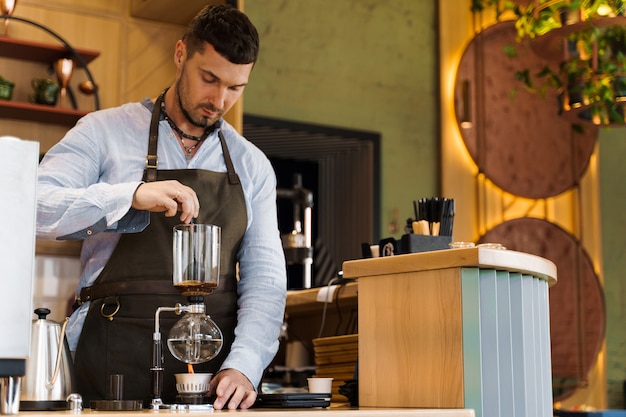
top-left (172, 224), bottom-right (221, 296)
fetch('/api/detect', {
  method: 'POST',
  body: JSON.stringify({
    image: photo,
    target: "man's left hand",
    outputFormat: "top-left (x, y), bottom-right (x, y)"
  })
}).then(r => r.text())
top-left (210, 369), bottom-right (257, 410)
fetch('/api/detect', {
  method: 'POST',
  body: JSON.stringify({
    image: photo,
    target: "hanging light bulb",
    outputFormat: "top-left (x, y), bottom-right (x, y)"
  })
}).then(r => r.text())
top-left (597, 4), bottom-right (612, 17)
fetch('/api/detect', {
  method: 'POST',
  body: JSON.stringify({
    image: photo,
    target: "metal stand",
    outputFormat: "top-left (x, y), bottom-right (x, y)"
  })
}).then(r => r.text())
top-left (150, 303), bottom-right (192, 409)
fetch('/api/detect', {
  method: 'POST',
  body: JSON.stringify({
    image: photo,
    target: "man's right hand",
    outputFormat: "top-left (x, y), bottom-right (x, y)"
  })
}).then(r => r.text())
top-left (132, 180), bottom-right (199, 223)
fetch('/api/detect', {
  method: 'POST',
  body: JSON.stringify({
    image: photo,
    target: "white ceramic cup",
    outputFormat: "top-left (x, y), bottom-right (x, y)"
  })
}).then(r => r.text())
top-left (307, 377), bottom-right (333, 394)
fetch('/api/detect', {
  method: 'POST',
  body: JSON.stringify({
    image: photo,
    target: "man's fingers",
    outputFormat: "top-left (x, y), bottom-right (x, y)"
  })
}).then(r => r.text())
top-left (132, 181), bottom-right (199, 222)
top-left (172, 186), bottom-right (200, 221)
top-left (210, 370), bottom-right (256, 410)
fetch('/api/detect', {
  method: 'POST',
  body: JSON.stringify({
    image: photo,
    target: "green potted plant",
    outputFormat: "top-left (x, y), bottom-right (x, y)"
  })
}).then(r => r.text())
top-left (0, 75), bottom-right (14, 100)
top-left (472, 0), bottom-right (626, 126)
top-left (511, 0), bottom-right (574, 40)
top-left (473, 0), bottom-right (582, 38)
top-left (598, 25), bottom-right (626, 100)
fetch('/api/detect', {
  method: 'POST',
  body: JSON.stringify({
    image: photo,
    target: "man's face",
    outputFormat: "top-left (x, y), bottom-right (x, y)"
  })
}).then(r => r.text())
top-left (174, 41), bottom-right (253, 128)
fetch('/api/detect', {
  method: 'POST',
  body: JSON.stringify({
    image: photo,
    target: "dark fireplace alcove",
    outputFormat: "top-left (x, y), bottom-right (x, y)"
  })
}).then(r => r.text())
top-left (243, 115), bottom-right (380, 288)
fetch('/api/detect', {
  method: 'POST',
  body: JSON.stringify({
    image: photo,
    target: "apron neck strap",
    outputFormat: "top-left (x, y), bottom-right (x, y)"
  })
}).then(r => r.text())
top-left (218, 129), bottom-right (240, 185)
top-left (145, 87), bottom-right (240, 186)
top-left (145, 89), bottom-right (165, 183)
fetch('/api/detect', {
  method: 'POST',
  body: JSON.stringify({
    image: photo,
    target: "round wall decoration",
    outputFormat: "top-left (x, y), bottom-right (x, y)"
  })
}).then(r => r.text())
top-left (454, 21), bottom-right (597, 199)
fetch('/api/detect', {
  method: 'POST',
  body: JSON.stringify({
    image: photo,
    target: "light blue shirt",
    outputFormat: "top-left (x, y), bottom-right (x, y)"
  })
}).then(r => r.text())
top-left (36, 98), bottom-right (287, 388)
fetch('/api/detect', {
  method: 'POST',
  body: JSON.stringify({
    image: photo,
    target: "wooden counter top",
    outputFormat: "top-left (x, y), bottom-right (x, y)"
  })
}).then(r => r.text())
top-left (286, 282), bottom-right (358, 315)
top-left (284, 247), bottom-right (557, 317)
top-left (342, 246), bottom-right (557, 286)
top-left (20, 405), bottom-right (475, 416)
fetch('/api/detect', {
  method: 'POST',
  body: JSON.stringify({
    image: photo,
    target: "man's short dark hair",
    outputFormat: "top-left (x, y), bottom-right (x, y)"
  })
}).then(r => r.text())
top-left (183, 4), bottom-right (259, 65)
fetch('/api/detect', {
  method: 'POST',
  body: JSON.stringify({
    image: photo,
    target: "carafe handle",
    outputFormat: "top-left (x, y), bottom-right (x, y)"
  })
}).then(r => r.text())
top-left (46, 317), bottom-right (69, 390)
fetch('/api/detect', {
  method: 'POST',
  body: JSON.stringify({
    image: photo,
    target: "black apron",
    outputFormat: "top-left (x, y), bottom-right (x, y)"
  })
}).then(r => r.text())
top-left (73, 92), bottom-right (247, 405)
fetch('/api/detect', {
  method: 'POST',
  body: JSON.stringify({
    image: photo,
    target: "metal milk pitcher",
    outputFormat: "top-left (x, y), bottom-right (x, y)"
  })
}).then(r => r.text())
top-left (21, 308), bottom-right (74, 403)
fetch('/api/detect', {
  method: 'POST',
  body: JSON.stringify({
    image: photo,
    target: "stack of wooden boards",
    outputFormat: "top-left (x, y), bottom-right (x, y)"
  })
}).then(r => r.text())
top-left (312, 334), bottom-right (358, 401)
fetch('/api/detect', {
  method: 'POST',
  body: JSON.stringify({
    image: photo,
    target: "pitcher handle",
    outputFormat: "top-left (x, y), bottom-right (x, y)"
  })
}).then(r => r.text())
top-left (46, 317), bottom-right (70, 390)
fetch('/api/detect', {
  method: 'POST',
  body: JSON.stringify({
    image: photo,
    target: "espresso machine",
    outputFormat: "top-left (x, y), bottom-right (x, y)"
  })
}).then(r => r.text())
top-left (277, 174), bottom-right (314, 288)
top-left (150, 224), bottom-right (223, 411)
top-left (0, 137), bottom-right (39, 415)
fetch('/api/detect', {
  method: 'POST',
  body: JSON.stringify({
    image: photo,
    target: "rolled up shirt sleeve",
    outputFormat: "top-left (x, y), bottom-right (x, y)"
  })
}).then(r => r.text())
top-left (37, 110), bottom-right (149, 240)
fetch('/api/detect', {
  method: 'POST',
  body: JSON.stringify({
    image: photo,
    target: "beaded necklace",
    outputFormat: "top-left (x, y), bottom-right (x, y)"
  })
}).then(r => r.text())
top-left (160, 100), bottom-right (212, 158)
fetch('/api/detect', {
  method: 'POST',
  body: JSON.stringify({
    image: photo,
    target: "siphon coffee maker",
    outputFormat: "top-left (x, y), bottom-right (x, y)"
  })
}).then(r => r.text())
top-left (150, 224), bottom-right (223, 411)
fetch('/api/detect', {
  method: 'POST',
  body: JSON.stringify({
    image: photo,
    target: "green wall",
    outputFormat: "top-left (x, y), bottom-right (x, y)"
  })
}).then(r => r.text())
top-left (245, 0), bottom-right (626, 409)
top-left (244, 0), bottom-right (439, 238)
top-left (600, 128), bottom-right (626, 408)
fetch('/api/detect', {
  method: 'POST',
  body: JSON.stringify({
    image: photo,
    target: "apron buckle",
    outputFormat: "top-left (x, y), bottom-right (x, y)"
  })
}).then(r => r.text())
top-left (100, 296), bottom-right (120, 321)
top-left (145, 154), bottom-right (158, 169)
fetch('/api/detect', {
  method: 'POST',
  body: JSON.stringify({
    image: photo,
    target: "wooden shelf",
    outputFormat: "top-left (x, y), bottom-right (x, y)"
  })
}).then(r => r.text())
top-left (0, 99), bottom-right (87, 125)
top-left (0, 36), bottom-right (100, 66)
top-left (530, 16), bottom-right (626, 60)
top-left (0, 36), bottom-right (99, 126)
top-left (559, 101), bottom-right (626, 127)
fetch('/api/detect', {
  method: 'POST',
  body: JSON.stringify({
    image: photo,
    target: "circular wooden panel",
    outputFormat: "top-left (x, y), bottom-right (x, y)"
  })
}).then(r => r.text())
top-left (479, 218), bottom-right (605, 399)
top-left (454, 21), bottom-right (597, 199)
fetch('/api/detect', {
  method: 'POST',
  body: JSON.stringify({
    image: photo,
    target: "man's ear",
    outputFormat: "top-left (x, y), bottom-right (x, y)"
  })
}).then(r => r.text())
top-left (174, 40), bottom-right (186, 66)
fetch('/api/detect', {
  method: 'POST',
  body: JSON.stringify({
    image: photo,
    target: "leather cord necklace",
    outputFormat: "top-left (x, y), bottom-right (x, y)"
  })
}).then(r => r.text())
top-left (160, 99), bottom-right (212, 158)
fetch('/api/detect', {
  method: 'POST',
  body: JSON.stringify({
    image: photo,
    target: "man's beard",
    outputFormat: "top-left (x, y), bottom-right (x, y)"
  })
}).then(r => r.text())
top-left (175, 74), bottom-right (222, 128)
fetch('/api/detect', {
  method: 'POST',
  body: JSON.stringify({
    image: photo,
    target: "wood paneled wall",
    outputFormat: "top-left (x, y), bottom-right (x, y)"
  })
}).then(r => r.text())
top-left (1, 0), bottom-right (241, 151)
